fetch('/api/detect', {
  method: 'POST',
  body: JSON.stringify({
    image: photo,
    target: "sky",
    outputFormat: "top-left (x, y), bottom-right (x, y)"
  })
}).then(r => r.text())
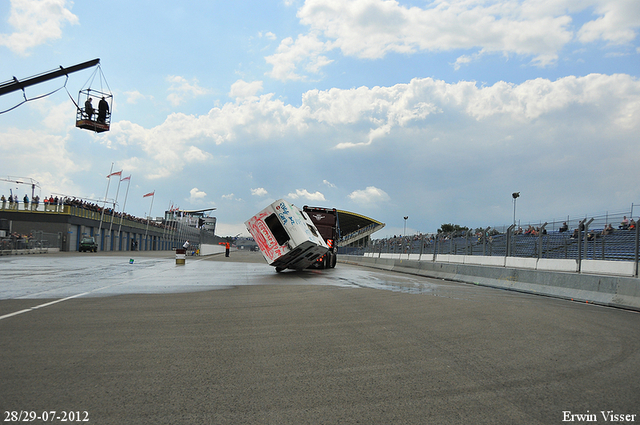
top-left (1, 0), bottom-right (639, 238)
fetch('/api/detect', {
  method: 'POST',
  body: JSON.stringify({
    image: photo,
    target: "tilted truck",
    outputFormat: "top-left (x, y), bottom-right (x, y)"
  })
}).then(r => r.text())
top-left (303, 205), bottom-right (338, 269)
top-left (245, 199), bottom-right (328, 272)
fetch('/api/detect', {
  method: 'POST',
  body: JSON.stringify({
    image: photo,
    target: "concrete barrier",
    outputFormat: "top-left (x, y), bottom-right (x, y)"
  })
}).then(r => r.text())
top-left (537, 258), bottom-right (577, 273)
top-left (339, 255), bottom-right (640, 311)
top-left (448, 255), bottom-right (465, 264)
top-left (436, 254), bottom-right (451, 263)
top-left (200, 244), bottom-right (226, 256)
top-left (463, 255), bottom-right (506, 267)
top-left (581, 259), bottom-right (636, 277)
top-left (505, 257), bottom-right (538, 270)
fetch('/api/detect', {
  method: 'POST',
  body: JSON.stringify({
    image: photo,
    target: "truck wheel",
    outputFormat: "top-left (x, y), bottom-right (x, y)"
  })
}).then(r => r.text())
top-left (330, 253), bottom-right (337, 268)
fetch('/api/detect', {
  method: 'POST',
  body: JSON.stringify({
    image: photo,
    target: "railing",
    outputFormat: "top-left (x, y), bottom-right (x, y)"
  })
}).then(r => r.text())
top-left (1, 231), bottom-right (61, 253)
top-left (0, 201), bottom-right (169, 232)
top-left (365, 210), bottom-right (640, 270)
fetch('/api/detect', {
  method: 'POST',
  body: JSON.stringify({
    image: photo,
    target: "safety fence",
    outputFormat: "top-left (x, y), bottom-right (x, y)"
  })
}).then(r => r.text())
top-left (0, 230), bottom-right (61, 254)
top-left (364, 210), bottom-right (640, 265)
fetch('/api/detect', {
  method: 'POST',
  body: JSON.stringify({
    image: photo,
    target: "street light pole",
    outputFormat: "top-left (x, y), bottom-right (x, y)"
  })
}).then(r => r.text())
top-left (512, 192), bottom-right (520, 228)
top-left (403, 216), bottom-right (408, 237)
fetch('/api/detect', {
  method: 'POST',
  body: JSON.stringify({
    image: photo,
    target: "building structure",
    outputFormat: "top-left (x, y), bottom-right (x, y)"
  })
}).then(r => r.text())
top-left (0, 203), bottom-right (218, 252)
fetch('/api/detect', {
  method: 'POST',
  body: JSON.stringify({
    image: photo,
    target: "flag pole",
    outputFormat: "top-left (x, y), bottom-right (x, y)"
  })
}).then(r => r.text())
top-left (97, 162), bottom-right (114, 250)
top-left (107, 171), bottom-right (123, 249)
top-left (117, 175), bottom-right (131, 250)
top-left (144, 191), bottom-right (155, 250)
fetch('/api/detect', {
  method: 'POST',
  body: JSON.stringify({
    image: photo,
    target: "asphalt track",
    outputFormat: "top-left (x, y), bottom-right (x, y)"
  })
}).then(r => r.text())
top-left (1, 250), bottom-right (639, 424)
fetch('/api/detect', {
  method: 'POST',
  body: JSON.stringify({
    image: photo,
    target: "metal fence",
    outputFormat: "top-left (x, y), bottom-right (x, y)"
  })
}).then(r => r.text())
top-left (364, 210), bottom-right (640, 264)
top-left (0, 230), bottom-right (61, 253)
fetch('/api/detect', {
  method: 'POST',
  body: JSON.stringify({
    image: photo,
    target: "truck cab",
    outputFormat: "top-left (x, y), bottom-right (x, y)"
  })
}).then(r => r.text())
top-left (245, 199), bottom-right (328, 272)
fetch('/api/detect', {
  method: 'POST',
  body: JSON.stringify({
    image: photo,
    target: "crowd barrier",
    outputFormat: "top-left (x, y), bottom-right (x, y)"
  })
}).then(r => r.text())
top-left (340, 254), bottom-right (640, 311)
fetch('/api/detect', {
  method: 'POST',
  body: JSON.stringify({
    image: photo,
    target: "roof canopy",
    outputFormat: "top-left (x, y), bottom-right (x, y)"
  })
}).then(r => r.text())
top-left (336, 210), bottom-right (385, 245)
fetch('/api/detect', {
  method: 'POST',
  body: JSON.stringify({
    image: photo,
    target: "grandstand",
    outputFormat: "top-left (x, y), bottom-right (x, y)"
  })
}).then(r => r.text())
top-left (335, 209), bottom-right (385, 248)
top-left (367, 210), bottom-right (640, 264)
top-left (0, 198), bottom-right (216, 253)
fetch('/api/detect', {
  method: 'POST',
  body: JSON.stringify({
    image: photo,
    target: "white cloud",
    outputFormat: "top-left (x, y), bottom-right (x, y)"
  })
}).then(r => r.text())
top-left (577, 0), bottom-right (640, 45)
top-left (229, 80), bottom-right (263, 98)
top-left (0, 127), bottom-right (83, 196)
top-left (189, 187), bottom-right (207, 203)
top-left (166, 75), bottom-right (210, 106)
top-left (265, 0), bottom-right (640, 80)
top-left (259, 31), bottom-right (277, 40)
top-left (222, 193), bottom-right (243, 202)
top-left (0, 0), bottom-right (78, 55)
top-left (348, 186), bottom-right (390, 205)
top-left (29, 99), bottom-right (73, 132)
top-left (251, 187), bottom-right (268, 196)
top-left (184, 146), bottom-right (211, 162)
top-left (287, 189), bottom-right (326, 201)
top-left (124, 91), bottom-right (152, 104)
top-left (265, 33), bottom-right (333, 81)
top-left (104, 73), bottom-right (640, 183)
top-left (106, 114), bottom-right (217, 180)
top-left (9, 72), bottom-right (638, 227)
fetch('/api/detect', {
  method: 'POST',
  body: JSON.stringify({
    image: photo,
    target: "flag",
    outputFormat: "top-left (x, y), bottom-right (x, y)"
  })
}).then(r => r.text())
top-left (143, 191), bottom-right (155, 198)
top-left (121, 175), bottom-right (131, 182)
top-left (107, 170), bottom-right (122, 178)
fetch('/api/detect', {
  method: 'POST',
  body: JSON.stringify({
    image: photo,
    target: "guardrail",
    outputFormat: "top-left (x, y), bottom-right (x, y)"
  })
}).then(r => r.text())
top-left (341, 254), bottom-right (640, 310)
top-left (0, 231), bottom-right (61, 255)
top-left (366, 213), bottom-right (640, 276)
top-left (0, 202), bottom-right (168, 232)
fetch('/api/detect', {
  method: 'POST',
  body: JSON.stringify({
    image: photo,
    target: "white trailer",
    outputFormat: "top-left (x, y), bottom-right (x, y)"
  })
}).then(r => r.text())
top-left (245, 199), bottom-right (329, 272)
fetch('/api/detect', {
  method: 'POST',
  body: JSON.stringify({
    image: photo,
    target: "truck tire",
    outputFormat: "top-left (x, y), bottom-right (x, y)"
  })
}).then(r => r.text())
top-left (330, 252), bottom-right (337, 268)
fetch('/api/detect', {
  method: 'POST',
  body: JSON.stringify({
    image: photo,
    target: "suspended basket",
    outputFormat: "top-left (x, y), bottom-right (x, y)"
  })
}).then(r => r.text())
top-left (76, 64), bottom-right (112, 133)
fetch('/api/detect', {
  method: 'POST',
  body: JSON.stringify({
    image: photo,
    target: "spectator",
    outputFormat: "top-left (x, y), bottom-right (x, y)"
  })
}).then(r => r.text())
top-left (559, 222), bottom-right (568, 232)
top-left (620, 216), bottom-right (629, 230)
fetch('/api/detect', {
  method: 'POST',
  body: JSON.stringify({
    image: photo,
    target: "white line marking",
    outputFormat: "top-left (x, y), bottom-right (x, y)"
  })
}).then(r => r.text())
top-left (0, 256), bottom-right (210, 321)
top-left (0, 292), bottom-right (90, 321)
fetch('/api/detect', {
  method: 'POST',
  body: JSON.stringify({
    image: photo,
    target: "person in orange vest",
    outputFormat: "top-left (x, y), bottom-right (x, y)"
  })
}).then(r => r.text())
top-left (219, 242), bottom-right (230, 257)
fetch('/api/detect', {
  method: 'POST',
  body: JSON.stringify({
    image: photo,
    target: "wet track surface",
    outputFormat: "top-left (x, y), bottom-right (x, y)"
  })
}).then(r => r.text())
top-left (1, 251), bottom-right (536, 302)
top-left (1, 251), bottom-right (639, 424)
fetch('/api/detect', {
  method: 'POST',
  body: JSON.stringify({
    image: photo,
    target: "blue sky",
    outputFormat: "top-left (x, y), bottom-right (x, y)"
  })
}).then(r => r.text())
top-left (1, 0), bottom-right (639, 237)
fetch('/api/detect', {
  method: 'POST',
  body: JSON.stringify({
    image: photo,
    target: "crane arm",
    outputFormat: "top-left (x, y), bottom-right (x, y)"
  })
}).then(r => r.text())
top-left (0, 58), bottom-right (100, 97)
